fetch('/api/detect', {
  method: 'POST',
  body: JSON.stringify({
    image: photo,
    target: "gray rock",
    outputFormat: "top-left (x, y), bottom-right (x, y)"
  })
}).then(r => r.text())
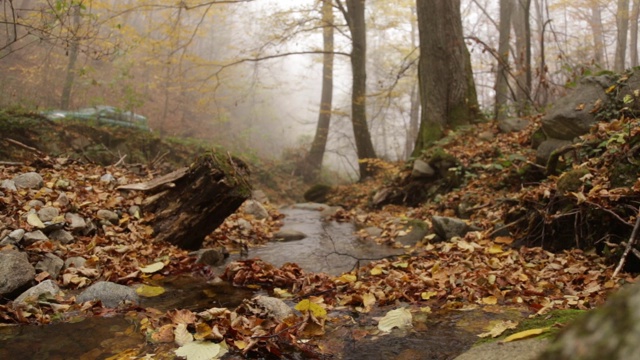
top-left (54, 192), bottom-right (69, 207)
top-left (1, 180), bottom-right (17, 192)
top-left (274, 229), bottom-right (307, 242)
top-left (291, 203), bottom-right (329, 211)
top-left (320, 206), bottom-right (343, 218)
top-left (35, 253), bottom-right (64, 278)
top-left (4, 229), bottom-right (25, 244)
top-left (12, 172), bottom-right (43, 189)
top-left (100, 173), bottom-right (116, 183)
top-left (191, 248), bottom-right (229, 267)
top-left (128, 205), bottom-right (141, 217)
top-left (539, 282), bottom-right (640, 360)
top-left (27, 200), bottom-right (45, 208)
top-left (49, 229), bottom-right (74, 244)
top-left (363, 226), bottom-right (383, 238)
top-left (13, 280), bottom-right (61, 307)
top-left (37, 206), bottom-right (59, 222)
top-left (499, 117), bottom-right (530, 133)
top-left (96, 209), bottom-right (119, 224)
top-left (252, 190), bottom-right (269, 203)
top-left (541, 75), bottom-right (610, 140)
top-left (23, 230), bottom-right (48, 245)
top-left (237, 218), bottom-right (253, 231)
top-left (478, 131), bottom-right (495, 141)
top-left (64, 256), bottom-right (87, 269)
top-left (75, 281), bottom-right (140, 308)
top-left (247, 295), bottom-right (293, 321)
top-left (0, 250), bottom-right (35, 296)
top-left (244, 200), bottom-right (269, 220)
top-left (431, 216), bottom-right (470, 241)
top-left (65, 213), bottom-right (87, 232)
top-left (54, 179), bottom-right (70, 189)
top-left (455, 338), bottom-right (549, 360)
top-left (411, 159), bottom-right (436, 178)
top-left (397, 220), bottom-right (430, 246)
top-left (536, 138), bottom-right (573, 165)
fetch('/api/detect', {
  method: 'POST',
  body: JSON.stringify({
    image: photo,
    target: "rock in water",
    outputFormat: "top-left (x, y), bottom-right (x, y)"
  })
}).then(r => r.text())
top-left (76, 281), bottom-right (140, 308)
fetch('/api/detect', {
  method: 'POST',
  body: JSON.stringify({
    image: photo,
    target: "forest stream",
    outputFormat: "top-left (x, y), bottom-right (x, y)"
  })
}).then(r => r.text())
top-left (0, 206), bottom-right (528, 359)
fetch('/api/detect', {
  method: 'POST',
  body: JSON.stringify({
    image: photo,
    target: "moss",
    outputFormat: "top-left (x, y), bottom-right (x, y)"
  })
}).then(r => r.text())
top-left (610, 162), bottom-right (637, 188)
top-left (531, 127), bottom-right (547, 149)
top-left (556, 168), bottom-right (590, 194)
top-left (304, 184), bottom-right (332, 203)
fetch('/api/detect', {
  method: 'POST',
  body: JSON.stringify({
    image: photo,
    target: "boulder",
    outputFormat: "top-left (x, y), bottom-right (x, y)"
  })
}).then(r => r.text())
top-left (432, 216), bottom-right (470, 241)
top-left (76, 281), bottom-right (139, 308)
top-left (191, 248), bottom-right (229, 267)
top-left (243, 200), bottom-right (269, 220)
top-left (539, 282), bottom-right (640, 360)
top-left (0, 250), bottom-right (35, 296)
top-left (498, 117), bottom-right (530, 133)
top-left (13, 280), bottom-right (61, 307)
top-left (535, 139), bottom-right (573, 166)
top-left (12, 172), bottom-right (43, 189)
top-left (35, 253), bottom-right (64, 278)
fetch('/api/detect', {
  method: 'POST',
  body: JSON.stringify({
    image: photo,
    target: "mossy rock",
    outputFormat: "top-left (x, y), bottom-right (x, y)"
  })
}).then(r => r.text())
top-left (531, 127), bottom-right (547, 149)
top-left (304, 184), bottom-right (332, 203)
top-left (556, 168), bottom-right (590, 194)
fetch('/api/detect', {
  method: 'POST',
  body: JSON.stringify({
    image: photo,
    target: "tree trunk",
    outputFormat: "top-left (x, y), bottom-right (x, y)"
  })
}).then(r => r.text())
top-left (512, 0), bottom-right (532, 115)
top-left (138, 153), bottom-right (251, 250)
top-left (404, 8), bottom-right (420, 159)
top-left (298, 0), bottom-right (334, 183)
top-left (345, 0), bottom-right (377, 180)
top-left (412, 0), bottom-right (480, 155)
top-left (615, 0), bottom-right (630, 72)
top-left (630, 0), bottom-right (640, 67)
top-left (495, 0), bottom-right (512, 121)
top-left (590, 2), bottom-right (605, 67)
top-left (60, 4), bottom-right (81, 110)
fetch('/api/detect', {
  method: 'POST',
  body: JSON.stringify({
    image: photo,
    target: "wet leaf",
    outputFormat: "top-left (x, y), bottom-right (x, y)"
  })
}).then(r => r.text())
top-left (139, 262), bottom-right (165, 273)
top-left (482, 296), bottom-right (498, 305)
top-left (477, 320), bottom-right (518, 338)
top-left (150, 324), bottom-right (174, 343)
top-left (421, 291), bottom-right (437, 300)
top-left (336, 274), bottom-right (357, 283)
top-left (502, 327), bottom-right (551, 342)
top-left (377, 307), bottom-right (412, 332)
top-left (174, 323), bottom-right (193, 346)
top-left (136, 284), bottom-right (165, 297)
top-left (295, 299), bottom-right (327, 318)
top-left (174, 341), bottom-right (228, 360)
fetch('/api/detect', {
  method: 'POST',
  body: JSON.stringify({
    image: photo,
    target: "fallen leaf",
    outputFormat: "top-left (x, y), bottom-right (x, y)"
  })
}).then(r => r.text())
top-left (377, 307), bottom-right (413, 332)
top-left (136, 284), bottom-right (165, 297)
top-left (140, 262), bottom-right (165, 273)
top-left (482, 296), bottom-right (498, 305)
top-left (174, 323), bottom-right (193, 346)
top-left (502, 327), bottom-right (551, 342)
top-left (174, 341), bottom-right (228, 360)
top-left (421, 291), bottom-right (437, 300)
top-left (27, 213), bottom-right (45, 228)
top-left (477, 320), bottom-right (518, 338)
top-left (295, 299), bottom-right (327, 318)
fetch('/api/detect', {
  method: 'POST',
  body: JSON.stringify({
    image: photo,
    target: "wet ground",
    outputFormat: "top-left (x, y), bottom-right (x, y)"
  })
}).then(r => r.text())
top-left (0, 207), bottom-right (526, 359)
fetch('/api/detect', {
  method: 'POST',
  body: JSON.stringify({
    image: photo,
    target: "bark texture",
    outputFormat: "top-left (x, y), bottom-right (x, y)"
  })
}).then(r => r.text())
top-left (495, 0), bottom-right (512, 121)
top-left (615, 0), bottom-right (630, 72)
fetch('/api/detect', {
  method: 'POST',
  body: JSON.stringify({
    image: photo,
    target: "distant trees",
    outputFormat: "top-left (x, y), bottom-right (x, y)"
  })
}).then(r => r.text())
top-left (412, 0), bottom-right (480, 155)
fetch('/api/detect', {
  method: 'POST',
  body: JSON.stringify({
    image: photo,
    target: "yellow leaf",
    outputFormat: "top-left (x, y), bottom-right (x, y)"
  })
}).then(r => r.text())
top-left (295, 299), bottom-right (327, 318)
top-left (234, 340), bottom-right (247, 350)
top-left (336, 274), bottom-right (357, 283)
top-left (606, 84), bottom-right (617, 93)
top-left (487, 244), bottom-right (504, 254)
top-left (273, 287), bottom-right (294, 298)
top-left (421, 291), bottom-right (438, 300)
top-left (477, 320), bottom-right (518, 338)
top-left (362, 292), bottom-right (376, 311)
top-left (139, 262), bottom-right (165, 273)
top-left (378, 308), bottom-right (413, 332)
top-left (502, 327), bottom-right (551, 342)
top-left (136, 284), bottom-right (166, 297)
top-left (494, 236), bottom-right (514, 245)
top-left (482, 296), bottom-right (498, 305)
top-left (370, 266), bottom-right (384, 275)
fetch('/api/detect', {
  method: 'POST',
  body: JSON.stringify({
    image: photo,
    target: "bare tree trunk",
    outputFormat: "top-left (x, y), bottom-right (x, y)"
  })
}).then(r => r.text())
top-left (630, 0), bottom-right (640, 67)
top-left (405, 7), bottom-right (419, 159)
top-left (512, 0), bottom-right (532, 115)
top-left (495, 0), bottom-right (512, 121)
top-left (615, 0), bottom-right (630, 72)
top-left (590, 2), bottom-right (606, 66)
top-left (341, 0), bottom-right (377, 180)
top-left (60, 4), bottom-right (81, 110)
top-left (413, 0), bottom-right (481, 155)
top-left (298, 0), bottom-right (334, 182)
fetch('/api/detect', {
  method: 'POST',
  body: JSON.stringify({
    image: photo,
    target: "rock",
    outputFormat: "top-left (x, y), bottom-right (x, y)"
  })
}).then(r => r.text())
top-left (455, 338), bottom-right (549, 360)
top-left (13, 280), bottom-right (61, 307)
top-left (191, 248), bottom-right (229, 267)
top-left (498, 117), bottom-right (530, 133)
top-left (243, 200), bottom-right (269, 220)
top-left (274, 229), bottom-right (307, 242)
top-left (64, 256), bottom-right (87, 269)
top-left (397, 220), bottom-right (430, 246)
top-left (65, 213), bottom-right (87, 232)
top-left (54, 179), bottom-right (70, 189)
top-left (237, 218), bottom-right (253, 231)
top-left (411, 159), bottom-right (436, 178)
top-left (75, 281), bottom-right (139, 308)
top-left (35, 253), bottom-right (64, 278)
top-left (291, 203), bottom-right (329, 211)
top-left (49, 229), bottom-right (74, 244)
top-left (27, 200), bottom-right (45, 208)
top-left (431, 216), bottom-right (470, 241)
top-left (539, 282), bottom-right (640, 360)
top-left (303, 184), bottom-right (332, 203)
top-left (37, 206), bottom-right (59, 222)
top-left (244, 295), bottom-right (293, 321)
top-left (1, 180), bottom-right (17, 192)
top-left (478, 131), bottom-right (495, 141)
top-left (362, 226), bottom-right (383, 238)
top-left (23, 230), bottom-right (48, 245)
top-left (0, 250), bottom-right (35, 296)
top-left (541, 75), bottom-right (610, 140)
top-left (320, 206), bottom-right (343, 218)
top-left (54, 192), bottom-right (69, 207)
top-left (1, 229), bottom-right (25, 246)
top-left (96, 209), bottom-right (119, 224)
top-left (252, 190), bottom-right (269, 203)
top-left (535, 138), bottom-right (573, 166)
top-left (128, 205), bottom-right (141, 217)
top-left (12, 172), bottom-right (43, 189)
top-left (100, 173), bottom-right (116, 183)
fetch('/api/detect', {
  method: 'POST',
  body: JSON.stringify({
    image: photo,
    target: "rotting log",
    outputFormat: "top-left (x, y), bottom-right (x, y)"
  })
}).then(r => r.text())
top-left (119, 151), bottom-right (251, 250)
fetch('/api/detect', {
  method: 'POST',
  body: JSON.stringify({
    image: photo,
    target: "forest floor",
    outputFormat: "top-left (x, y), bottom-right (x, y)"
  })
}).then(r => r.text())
top-left (0, 109), bottom-right (639, 359)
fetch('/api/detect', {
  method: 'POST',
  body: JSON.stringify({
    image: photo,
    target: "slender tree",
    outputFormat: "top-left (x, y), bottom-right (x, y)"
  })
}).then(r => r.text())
top-left (630, 0), bottom-right (640, 67)
top-left (298, 0), bottom-right (335, 182)
top-left (60, 3), bottom-right (82, 110)
top-left (615, 0), bottom-right (630, 72)
top-left (337, 0), bottom-right (377, 180)
top-left (412, 0), bottom-right (480, 155)
top-left (590, 1), bottom-right (606, 67)
top-left (495, 0), bottom-right (512, 121)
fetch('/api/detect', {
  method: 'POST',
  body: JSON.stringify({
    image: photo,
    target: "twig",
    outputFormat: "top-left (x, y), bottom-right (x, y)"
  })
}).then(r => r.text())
top-left (613, 208), bottom-right (640, 278)
top-left (0, 161), bottom-right (23, 166)
top-left (4, 138), bottom-right (45, 156)
top-left (113, 154), bottom-right (127, 167)
top-left (620, 242), bottom-right (640, 261)
top-left (250, 320), bottom-right (306, 339)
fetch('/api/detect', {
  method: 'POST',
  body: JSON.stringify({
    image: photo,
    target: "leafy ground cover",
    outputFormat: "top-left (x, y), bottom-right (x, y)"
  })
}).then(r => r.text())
top-left (1, 111), bottom-right (639, 359)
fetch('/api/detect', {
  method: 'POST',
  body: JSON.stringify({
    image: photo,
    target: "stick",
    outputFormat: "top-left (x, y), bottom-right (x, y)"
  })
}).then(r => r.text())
top-left (4, 138), bottom-right (45, 156)
top-left (613, 208), bottom-right (640, 278)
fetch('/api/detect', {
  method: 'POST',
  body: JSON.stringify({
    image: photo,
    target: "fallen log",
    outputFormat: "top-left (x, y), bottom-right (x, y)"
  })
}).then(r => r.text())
top-left (120, 151), bottom-right (251, 250)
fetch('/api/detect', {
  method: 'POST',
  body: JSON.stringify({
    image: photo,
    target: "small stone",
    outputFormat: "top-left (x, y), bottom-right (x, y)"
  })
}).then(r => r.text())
top-left (128, 205), bottom-right (141, 218)
top-left (191, 248), bottom-right (229, 267)
top-left (431, 216), bottom-right (470, 241)
top-left (244, 200), bottom-right (269, 220)
top-left (76, 281), bottom-right (140, 308)
top-left (100, 173), bottom-right (116, 183)
top-left (13, 280), bottom-right (61, 307)
top-left (54, 179), bottom-right (70, 189)
top-left (65, 213), bottom-right (87, 232)
top-left (96, 209), bottom-right (119, 224)
top-left (35, 253), bottom-right (64, 279)
top-left (0, 250), bottom-right (36, 296)
top-left (7, 229), bottom-right (25, 242)
top-left (54, 192), bottom-right (69, 206)
top-left (37, 206), bottom-right (60, 222)
top-left (23, 230), bottom-right (48, 245)
top-left (0, 180), bottom-right (16, 192)
top-left (248, 295), bottom-right (293, 321)
top-left (274, 229), bottom-right (307, 242)
top-left (12, 172), bottom-right (43, 189)
top-left (237, 218), bottom-right (253, 231)
top-left (27, 200), bottom-right (45, 209)
top-left (64, 256), bottom-right (86, 269)
top-left (411, 159), bottom-right (436, 178)
top-left (252, 190), bottom-right (269, 203)
top-left (49, 229), bottom-right (74, 244)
